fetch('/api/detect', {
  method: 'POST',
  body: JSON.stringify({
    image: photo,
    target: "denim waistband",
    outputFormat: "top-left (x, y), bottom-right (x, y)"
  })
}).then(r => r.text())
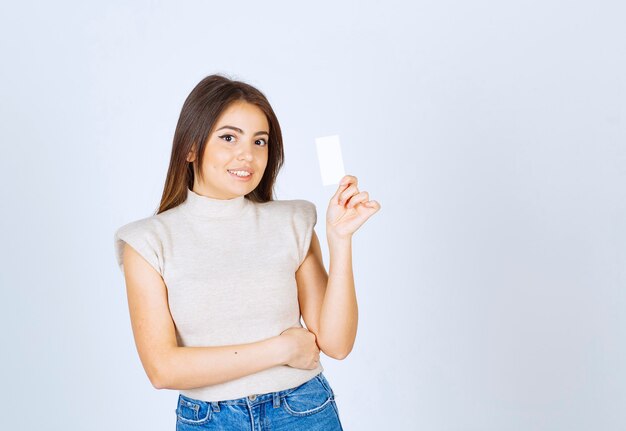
top-left (178, 371), bottom-right (332, 411)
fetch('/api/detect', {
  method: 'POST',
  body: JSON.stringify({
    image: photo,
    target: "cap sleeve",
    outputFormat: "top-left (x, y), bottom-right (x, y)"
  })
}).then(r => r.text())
top-left (296, 200), bottom-right (317, 267)
top-left (113, 218), bottom-right (164, 277)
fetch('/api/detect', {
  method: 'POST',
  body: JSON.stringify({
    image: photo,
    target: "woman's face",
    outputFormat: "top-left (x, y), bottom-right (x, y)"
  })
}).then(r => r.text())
top-left (189, 100), bottom-right (270, 199)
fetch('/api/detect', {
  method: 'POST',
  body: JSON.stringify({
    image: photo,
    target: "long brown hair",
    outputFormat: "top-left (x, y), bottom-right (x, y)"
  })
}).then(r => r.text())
top-left (154, 74), bottom-right (285, 215)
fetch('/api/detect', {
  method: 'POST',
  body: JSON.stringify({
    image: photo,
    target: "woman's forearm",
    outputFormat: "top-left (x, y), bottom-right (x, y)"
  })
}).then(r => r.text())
top-left (154, 335), bottom-right (287, 390)
top-left (319, 234), bottom-right (358, 359)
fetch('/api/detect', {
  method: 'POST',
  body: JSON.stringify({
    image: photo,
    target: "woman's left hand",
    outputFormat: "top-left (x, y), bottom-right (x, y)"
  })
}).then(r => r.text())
top-left (326, 174), bottom-right (381, 240)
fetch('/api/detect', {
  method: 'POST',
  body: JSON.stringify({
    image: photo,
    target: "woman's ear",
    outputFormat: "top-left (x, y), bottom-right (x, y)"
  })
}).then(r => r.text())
top-left (186, 145), bottom-right (196, 162)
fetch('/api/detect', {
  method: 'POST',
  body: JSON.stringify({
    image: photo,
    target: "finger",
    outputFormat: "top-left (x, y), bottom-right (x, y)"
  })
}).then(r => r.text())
top-left (346, 191), bottom-right (369, 208)
top-left (339, 184), bottom-right (360, 205)
top-left (333, 175), bottom-right (357, 198)
top-left (362, 200), bottom-right (381, 211)
top-left (340, 175), bottom-right (357, 186)
top-left (332, 182), bottom-right (350, 201)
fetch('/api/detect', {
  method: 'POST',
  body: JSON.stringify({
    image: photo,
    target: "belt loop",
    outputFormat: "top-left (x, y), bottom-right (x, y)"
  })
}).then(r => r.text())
top-left (210, 401), bottom-right (220, 412)
top-left (273, 391), bottom-right (280, 408)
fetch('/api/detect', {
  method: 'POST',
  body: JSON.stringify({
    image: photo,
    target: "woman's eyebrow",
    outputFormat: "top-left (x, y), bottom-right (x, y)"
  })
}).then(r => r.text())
top-left (216, 125), bottom-right (269, 136)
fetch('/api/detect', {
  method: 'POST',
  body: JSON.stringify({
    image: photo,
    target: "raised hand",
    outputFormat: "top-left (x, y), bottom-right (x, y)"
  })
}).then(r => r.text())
top-left (326, 174), bottom-right (381, 239)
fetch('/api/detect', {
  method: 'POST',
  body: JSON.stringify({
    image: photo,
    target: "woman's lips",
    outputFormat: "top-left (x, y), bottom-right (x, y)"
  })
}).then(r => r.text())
top-left (227, 170), bottom-right (253, 181)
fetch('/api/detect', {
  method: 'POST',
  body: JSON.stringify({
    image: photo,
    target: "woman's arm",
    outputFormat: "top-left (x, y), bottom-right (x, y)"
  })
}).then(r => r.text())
top-left (122, 243), bottom-right (289, 390)
top-left (296, 175), bottom-right (380, 359)
top-left (296, 231), bottom-right (357, 360)
top-left (320, 233), bottom-right (358, 358)
top-left (157, 338), bottom-right (287, 390)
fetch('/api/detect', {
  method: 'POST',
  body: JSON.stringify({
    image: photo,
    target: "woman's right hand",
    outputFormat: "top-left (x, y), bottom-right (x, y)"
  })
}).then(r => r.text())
top-left (278, 327), bottom-right (321, 369)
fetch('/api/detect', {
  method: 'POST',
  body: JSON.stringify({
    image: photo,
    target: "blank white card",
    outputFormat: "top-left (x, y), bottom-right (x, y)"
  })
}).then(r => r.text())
top-left (315, 135), bottom-right (346, 186)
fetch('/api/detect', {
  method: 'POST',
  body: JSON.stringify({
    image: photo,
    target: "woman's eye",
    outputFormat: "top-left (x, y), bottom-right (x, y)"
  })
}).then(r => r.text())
top-left (219, 134), bottom-right (266, 146)
top-left (219, 134), bottom-right (235, 143)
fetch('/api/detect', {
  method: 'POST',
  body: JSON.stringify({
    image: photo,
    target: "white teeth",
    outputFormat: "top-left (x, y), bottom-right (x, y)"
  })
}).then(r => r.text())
top-left (229, 170), bottom-right (251, 177)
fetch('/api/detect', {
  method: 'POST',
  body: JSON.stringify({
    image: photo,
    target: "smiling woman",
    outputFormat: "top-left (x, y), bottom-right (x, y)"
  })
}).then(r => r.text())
top-left (157, 74), bottom-right (286, 210)
top-left (113, 74), bottom-right (348, 430)
top-left (185, 100), bottom-right (271, 194)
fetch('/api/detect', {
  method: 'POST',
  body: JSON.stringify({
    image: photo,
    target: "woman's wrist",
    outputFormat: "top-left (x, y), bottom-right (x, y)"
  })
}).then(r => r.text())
top-left (269, 334), bottom-right (290, 366)
top-left (326, 229), bottom-right (353, 244)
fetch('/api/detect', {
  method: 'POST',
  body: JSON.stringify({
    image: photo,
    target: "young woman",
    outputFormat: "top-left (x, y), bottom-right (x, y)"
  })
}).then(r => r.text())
top-left (114, 74), bottom-right (380, 430)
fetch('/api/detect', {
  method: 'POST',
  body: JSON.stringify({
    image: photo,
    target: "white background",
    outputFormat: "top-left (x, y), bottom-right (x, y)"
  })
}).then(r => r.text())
top-left (1, 1), bottom-right (625, 430)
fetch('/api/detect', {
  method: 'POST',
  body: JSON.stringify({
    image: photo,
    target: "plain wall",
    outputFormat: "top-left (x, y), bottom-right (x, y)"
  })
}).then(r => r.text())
top-left (1, 1), bottom-right (624, 430)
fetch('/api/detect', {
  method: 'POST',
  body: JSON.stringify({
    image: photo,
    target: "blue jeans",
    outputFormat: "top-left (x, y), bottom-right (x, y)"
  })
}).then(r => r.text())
top-left (175, 372), bottom-right (344, 430)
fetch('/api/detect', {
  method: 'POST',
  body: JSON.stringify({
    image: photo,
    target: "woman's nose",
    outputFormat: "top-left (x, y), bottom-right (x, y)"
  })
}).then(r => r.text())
top-left (237, 144), bottom-right (255, 160)
top-left (237, 149), bottom-right (253, 161)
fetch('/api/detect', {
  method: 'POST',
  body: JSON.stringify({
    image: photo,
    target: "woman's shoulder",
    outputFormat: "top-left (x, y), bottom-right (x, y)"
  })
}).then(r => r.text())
top-left (257, 198), bottom-right (317, 226)
top-left (259, 198), bottom-right (316, 212)
top-left (115, 204), bottom-right (183, 233)
top-left (114, 211), bottom-right (170, 236)
top-left (112, 210), bottom-right (179, 276)
top-left (115, 215), bottom-right (155, 237)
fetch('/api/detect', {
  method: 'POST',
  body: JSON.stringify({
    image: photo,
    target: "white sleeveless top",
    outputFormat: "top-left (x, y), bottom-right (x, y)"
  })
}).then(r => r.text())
top-left (113, 188), bottom-right (323, 401)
